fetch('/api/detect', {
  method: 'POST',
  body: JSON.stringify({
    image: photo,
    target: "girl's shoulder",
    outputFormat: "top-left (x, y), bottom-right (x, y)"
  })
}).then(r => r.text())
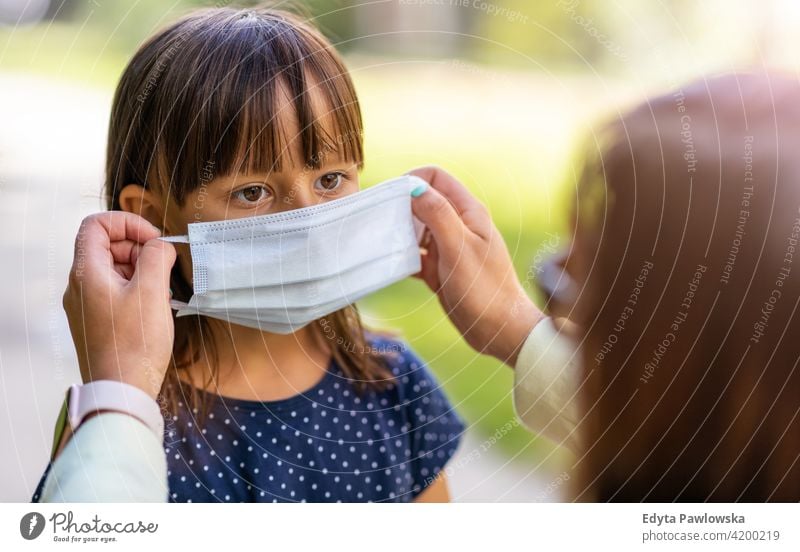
top-left (364, 333), bottom-right (445, 399)
top-left (365, 333), bottom-right (465, 448)
top-left (365, 333), bottom-right (424, 376)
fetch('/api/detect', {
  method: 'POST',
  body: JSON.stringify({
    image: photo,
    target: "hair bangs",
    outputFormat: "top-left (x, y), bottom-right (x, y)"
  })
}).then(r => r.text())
top-left (150, 9), bottom-right (363, 204)
top-left (232, 64), bottom-right (365, 177)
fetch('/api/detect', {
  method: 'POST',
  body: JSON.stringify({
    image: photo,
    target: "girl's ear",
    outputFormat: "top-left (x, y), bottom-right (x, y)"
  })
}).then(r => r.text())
top-left (118, 184), bottom-right (165, 231)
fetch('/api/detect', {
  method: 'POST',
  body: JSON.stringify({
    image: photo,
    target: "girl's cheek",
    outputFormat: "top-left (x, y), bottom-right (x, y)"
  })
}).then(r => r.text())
top-left (336, 177), bottom-right (360, 198)
top-left (181, 190), bottom-right (227, 223)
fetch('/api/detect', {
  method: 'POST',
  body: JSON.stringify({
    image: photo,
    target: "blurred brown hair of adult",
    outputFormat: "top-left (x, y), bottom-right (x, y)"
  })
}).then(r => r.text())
top-left (562, 72), bottom-right (800, 501)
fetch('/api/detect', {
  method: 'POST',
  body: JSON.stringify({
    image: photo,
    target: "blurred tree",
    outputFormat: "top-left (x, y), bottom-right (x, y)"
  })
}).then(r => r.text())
top-left (292, 0), bottom-right (360, 48)
top-left (23, 0), bottom-right (648, 70)
top-left (469, 0), bottom-right (630, 70)
top-left (44, 0), bottom-right (83, 22)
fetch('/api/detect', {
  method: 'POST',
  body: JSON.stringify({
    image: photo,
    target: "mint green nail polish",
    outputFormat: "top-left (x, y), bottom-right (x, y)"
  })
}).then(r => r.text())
top-left (410, 182), bottom-right (429, 197)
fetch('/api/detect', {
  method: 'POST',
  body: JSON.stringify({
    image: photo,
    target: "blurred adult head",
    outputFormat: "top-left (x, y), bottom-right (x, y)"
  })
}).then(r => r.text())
top-left (564, 73), bottom-right (800, 501)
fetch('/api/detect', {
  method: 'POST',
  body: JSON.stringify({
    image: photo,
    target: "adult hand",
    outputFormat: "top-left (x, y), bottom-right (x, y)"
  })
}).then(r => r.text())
top-left (409, 166), bottom-right (544, 366)
top-left (63, 212), bottom-right (177, 399)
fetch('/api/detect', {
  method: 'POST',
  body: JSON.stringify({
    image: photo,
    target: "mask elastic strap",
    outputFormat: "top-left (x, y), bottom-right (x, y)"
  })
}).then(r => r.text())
top-left (169, 299), bottom-right (189, 310)
top-left (160, 235), bottom-right (201, 307)
top-left (159, 235), bottom-right (189, 243)
top-left (159, 236), bottom-right (190, 310)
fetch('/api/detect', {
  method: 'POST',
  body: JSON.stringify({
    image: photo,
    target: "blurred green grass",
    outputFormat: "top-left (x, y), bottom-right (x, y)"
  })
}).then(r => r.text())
top-left (2, 23), bottom-right (588, 467)
top-left (354, 64), bottom-right (582, 465)
top-left (353, 60), bottom-right (578, 465)
top-left (0, 23), bottom-right (127, 87)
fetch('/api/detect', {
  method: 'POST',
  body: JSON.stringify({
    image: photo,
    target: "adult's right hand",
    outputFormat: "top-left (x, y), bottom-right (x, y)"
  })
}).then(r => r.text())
top-left (63, 212), bottom-right (176, 399)
top-left (409, 166), bottom-right (544, 367)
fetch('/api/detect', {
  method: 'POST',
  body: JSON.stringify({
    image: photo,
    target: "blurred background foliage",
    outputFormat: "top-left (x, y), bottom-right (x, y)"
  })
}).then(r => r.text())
top-left (1, 0), bottom-right (796, 474)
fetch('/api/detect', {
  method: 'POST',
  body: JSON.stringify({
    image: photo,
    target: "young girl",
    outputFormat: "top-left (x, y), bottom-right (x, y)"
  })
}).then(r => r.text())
top-left (33, 6), bottom-right (463, 502)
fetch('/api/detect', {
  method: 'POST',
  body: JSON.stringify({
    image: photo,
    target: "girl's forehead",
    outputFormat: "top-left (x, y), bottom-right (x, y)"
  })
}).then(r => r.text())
top-left (275, 75), bottom-right (349, 135)
top-left (240, 76), bottom-right (357, 171)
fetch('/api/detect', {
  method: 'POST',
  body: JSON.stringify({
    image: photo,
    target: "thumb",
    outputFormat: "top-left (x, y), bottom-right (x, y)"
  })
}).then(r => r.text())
top-left (130, 238), bottom-right (177, 297)
top-left (411, 185), bottom-right (467, 257)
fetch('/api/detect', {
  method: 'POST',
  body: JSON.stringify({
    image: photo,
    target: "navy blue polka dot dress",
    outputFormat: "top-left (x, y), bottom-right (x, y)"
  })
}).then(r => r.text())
top-left (32, 336), bottom-right (464, 503)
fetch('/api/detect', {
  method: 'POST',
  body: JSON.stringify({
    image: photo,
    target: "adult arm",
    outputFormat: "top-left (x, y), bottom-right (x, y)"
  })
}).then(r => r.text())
top-left (513, 318), bottom-right (581, 451)
top-left (40, 212), bottom-right (176, 502)
top-left (41, 412), bottom-right (168, 502)
top-left (409, 167), bottom-right (580, 450)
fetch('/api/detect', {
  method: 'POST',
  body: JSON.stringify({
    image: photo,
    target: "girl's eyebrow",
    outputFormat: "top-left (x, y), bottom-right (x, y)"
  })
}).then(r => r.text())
top-left (317, 155), bottom-right (359, 168)
top-left (214, 157), bottom-right (358, 190)
top-left (220, 173), bottom-right (272, 186)
top-left (203, 175), bottom-right (267, 195)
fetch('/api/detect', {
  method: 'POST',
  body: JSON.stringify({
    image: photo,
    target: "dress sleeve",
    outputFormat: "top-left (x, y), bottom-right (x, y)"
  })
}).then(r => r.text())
top-left (396, 346), bottom-right (465, 498)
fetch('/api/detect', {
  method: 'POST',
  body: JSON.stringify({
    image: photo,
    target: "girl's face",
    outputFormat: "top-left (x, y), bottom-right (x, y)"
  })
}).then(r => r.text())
top-left (165, 82), bottom-right (361, 228)
top-left (167, 156), bottom-right (360, 288)
top-left (121, 85), bottom-right (362, 289)
top-left (167, 156), bottom-right (360, 225)
top-left (163, 154), bottom-right (359, 291)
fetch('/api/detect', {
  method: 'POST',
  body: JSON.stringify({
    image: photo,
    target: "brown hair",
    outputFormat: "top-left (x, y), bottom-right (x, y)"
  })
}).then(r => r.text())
top-left (565, 73), bottom-right (800, 501)
top-left (104, 6), bottom-right (393, 419)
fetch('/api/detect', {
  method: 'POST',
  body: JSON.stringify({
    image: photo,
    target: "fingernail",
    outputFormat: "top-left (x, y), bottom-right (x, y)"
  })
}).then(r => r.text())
top-left (410, 182), bottom-right (429, 198)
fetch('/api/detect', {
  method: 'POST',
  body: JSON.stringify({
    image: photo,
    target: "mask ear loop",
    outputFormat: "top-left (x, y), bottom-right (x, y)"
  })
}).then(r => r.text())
top-left (159, 235), bottom-right (189, 243)
top-left (158, 235), bottom-right (190, 309)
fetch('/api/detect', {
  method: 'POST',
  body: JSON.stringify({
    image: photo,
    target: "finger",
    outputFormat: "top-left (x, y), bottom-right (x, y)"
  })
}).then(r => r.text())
top-left (129, 238), bottom-right (177, 297)
top-left (109, 240), bottom-right (144, 268)
top-left (70, 211), bottom-right (160, 282)
top-left (73, 212), bottom-right (162, 282)
top-left (410, 184), bottom-right (467, 259)
top-left (419, 237), bottom-right (441, 291)
top-left (409, 166), bottom-right (485, 217)
top-left (107, 211), bottom-right (162, 242)
top-left (419, 227), bottom-right (433, 250)
top-left (114, 262), bottom-right (135, 280)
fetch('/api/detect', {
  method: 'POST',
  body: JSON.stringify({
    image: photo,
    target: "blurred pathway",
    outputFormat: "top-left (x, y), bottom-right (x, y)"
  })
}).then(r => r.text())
top-left (0, 72), bottom-right (107, 502)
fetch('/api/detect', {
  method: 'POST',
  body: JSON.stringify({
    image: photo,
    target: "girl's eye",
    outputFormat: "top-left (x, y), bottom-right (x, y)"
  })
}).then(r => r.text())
top-left (314, 172), bottom-right (344, 193)
top-left (232, 185), bottom-right (271, 206)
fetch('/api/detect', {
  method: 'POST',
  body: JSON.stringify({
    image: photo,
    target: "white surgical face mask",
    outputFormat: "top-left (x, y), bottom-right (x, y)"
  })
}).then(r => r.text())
top-left (160, 175), bottom-right (426, 334)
